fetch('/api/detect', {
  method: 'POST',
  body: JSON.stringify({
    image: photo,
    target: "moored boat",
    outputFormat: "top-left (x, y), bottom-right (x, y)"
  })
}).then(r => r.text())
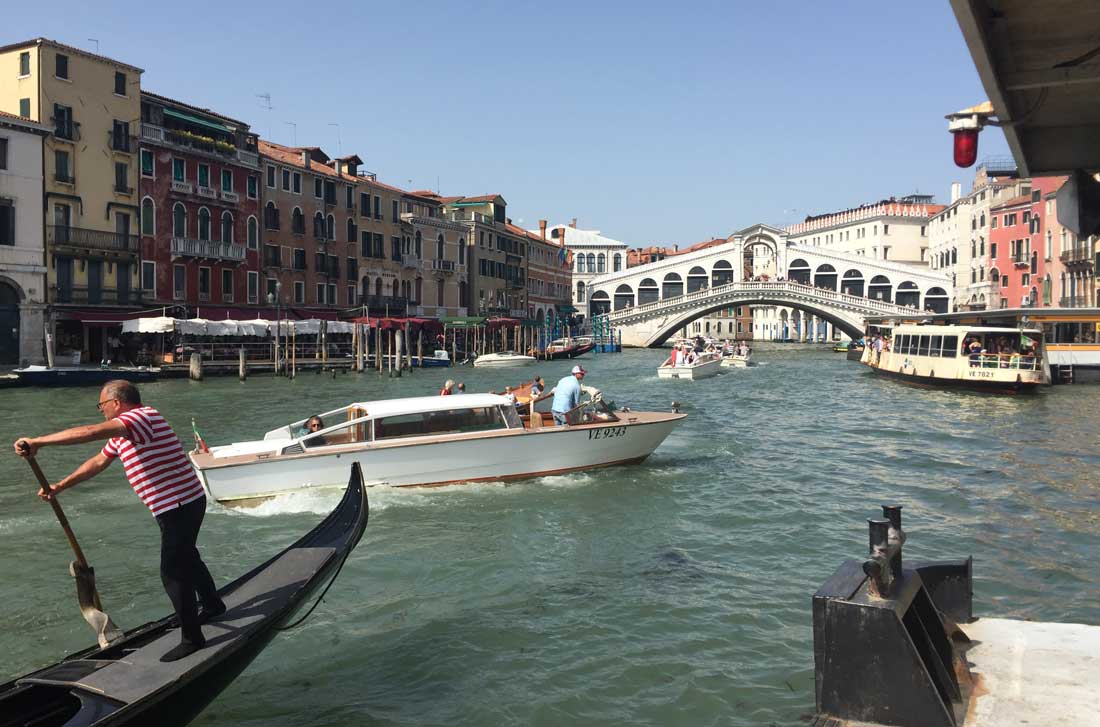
top-left (418, 350), bottom-right (451, 367)
top-left (190, 393), bottom-right (685, 506)
top-left (14, 365), bottom-right (160, 387)
top-left (545, 337), bottom-right (596, 360)
top-left (0, 465), bottom-right (368, 727)
top-left (861, 323), bottom-right (1050, 393)
top-left (472, 351), bottom-right (536, 367)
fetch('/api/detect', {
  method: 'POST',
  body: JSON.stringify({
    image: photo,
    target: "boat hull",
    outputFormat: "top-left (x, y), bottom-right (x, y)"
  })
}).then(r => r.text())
top-left (546, 342), bottom-right (595, 360)
top-left (657, 358), bottom-right (721, 380)
top-left (866, 364), bottom-right (1044, 394)
top-left (194, 413), bottom-right (684, 505)
top-left (472, 356), bottom-right (535, 368)
top-left (15, 367), bottom-right (159, 387)
top-left (720, 355), bottom-right (750, 368)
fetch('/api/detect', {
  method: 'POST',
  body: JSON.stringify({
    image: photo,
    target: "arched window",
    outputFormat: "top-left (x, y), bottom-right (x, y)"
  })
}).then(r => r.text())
top-left (247, 216), bottom-right (258, 249)
top-left (198, 208), bottom-right (211, 241)
top-left (347, 217), bottom-right (355, 243)
top-left (264, 201), bottom-right (278, 230)
top-left (437, 234), bottom-right (444, 260)
top-left (141, 197), bottom-right (155, 236)
top-left (662, 272), bottom-right (683, 298)
top-left (687, 266), bottom-right (708, 293)
top-left (577, 255), bottom-right (586, 273)
top-left (314, 212), bottom-right (325, 238)
top-left (613, 253), bottom-right (622, 272)
top-left (458, 238), bottom-right (465, 265)
top-left (291, 207), bottom-right (304, 234)
top-left (586, 253), bottom-right (595, 272)
top-left (415, 230), bottom-right (422, 257)
top-left (375, 277), bottom-right (383, 297)
top-left (576, 281), bottom-right (586, 302)
top-left (711, 260), bottom-right (733, 286)
top-left (221, 211), bottom-right (233, 243)
top-left (392, 279), bottom-right (399, 297)
top-left (437, 279), bottom-right (445, 307)
top-left (172, 203), bottom-right (186, 237)
top-left (459, 280), bottom-right (468, 307)
top-left (415, 277), bottom-right (423, 303)
top-left (787, 258), bottom-right (811, 283)
top-left (597, 254), bottom-right (606, 273)
top-left (638, 278), bottom-right (659, 304)
top-left (326, 214), bottom-right (335, 240)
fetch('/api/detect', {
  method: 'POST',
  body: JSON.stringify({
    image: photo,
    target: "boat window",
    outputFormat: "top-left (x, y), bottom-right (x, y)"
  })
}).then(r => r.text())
top-left (929, 335), bottom-right (943, 357)
top-left (942, 336), bottom-right (958, 358)
top-left (302, 420), bottom-right (370, 449)
top-left (917, 335), bottom-right (930, 356)
top-left (500, 405), bottom-right (522, 429)
top-left (375, 407), bottom-right (507, 441)
top-left (901, 335), bottom-right (912, 355)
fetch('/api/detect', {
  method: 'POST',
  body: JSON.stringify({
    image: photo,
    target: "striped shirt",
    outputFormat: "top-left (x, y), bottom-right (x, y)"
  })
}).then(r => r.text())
top-left (101, 406), bottom-right (205, 517)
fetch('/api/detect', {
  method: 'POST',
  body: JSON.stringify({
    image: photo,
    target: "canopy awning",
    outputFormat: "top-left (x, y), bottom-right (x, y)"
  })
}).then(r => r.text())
top-left (163, 108), bottom-right (232, 135)
top-left (121, 316), bottom-right (176, 334)
top-left (440, 316), bottom-right (486, 327)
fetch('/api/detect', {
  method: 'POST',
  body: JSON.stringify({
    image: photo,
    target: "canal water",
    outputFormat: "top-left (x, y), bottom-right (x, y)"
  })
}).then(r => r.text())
top-left (1, 346), bottom-right (1098, 726)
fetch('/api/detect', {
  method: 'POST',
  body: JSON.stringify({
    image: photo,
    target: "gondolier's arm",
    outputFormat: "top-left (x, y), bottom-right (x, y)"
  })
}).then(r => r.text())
top-left (14, 420), bottom-right (127, 458)
top-left (38, 453), bottom-right (112, 500)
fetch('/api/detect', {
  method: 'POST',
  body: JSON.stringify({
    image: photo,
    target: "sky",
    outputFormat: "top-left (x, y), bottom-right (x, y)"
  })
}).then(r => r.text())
top-left (6, 1), bottom-right (1010, 247)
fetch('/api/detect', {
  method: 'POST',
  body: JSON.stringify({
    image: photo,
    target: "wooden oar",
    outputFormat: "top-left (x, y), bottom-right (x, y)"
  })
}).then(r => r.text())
top-left (23, 452), bottom-right (122, 648)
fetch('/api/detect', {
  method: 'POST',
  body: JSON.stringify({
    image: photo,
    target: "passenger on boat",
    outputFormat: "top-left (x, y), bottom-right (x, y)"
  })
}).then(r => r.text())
top-left (551, 365), bottom-right (586, 426)
top-left (530, 376), bottom-right (545, 398)
top-left (456, 382), bottom-right (466, 393)
top-left (968, 339), bottom-right (984, 366)
top-left (13, 380), bottom-right (225, 663)
top-left (503, 386), bottom-right (518, 406)
top-left (304, 416), bottom-right (327, 443)
top-left (440, 379), bottom-right (455, 396)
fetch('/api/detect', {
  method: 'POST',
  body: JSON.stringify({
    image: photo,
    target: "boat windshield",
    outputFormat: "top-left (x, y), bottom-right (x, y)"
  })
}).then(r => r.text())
top-left (374, 406), bottom-right (509, 441)
top-left (302, 418), bottom-right (371, 449)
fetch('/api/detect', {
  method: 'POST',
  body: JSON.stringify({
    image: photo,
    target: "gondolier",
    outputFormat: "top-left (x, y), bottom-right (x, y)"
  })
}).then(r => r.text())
top-left (550, 365), bottom-right (587, 425)
top-left (14, 380), bottom-right (225, 662)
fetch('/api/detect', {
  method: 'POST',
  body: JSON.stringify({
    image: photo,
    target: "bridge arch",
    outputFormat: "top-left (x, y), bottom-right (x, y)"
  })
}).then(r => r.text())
top-left (814, 263), bottom-right (838, 291)
top-left (662, 272), bottom-right (683, 298)
top-left (841, 269), bottom-right (864, 296)
top-left (788, 258), bottom-right (811, 283)
top-left (712, 260), bottom-right (734, 285)
top-left (589, 290), bottom-right (610, 316)
top-left (687, 266), bottom-right (708, 293)
top-left (648, 296), bottom-right (864, 347)
top-left (638, 278), bottom-right (659, 304)
top-left (868, 275), bottom-right (893, 302)
top-left (613, 283), bottom-right (634, 311)
top-left (896, 280), bottom-right (919, 308)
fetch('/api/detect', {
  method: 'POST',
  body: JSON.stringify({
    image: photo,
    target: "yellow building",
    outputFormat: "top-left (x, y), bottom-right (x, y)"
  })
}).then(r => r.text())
top-left (0, 38), bottom-right (143, 361)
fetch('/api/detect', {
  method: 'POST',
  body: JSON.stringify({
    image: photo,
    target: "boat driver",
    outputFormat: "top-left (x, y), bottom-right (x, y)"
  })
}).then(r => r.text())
top-left (550, 365), bottom-right (587, 426)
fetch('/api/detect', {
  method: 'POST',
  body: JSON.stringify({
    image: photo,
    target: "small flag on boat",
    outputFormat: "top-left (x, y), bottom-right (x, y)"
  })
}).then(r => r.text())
top-left (191, 418), bottom-right (210, 454)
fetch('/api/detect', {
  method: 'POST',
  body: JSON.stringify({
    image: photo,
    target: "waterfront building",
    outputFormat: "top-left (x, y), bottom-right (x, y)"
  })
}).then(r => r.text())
top-left (444, 195), bottom-right (528, 318)
top-left (402, 191), bottom-right (469, 318)
top-left (354, 169), bottom-right (415, 313)
top-left (545, 220), bottom-right (629, 318)
top-left (1043, 183), bottom-right (1097, 308)
top-left (0, 38), bottom-right (143, 362)
top-left (986, 178), bottom-right (1065, 309)
top-left (521, 221), bottom-right (572, 328)
top-left (0, 110), bottom-right (51, 365)
top-left (138, 92), bottom-right (261, 315)
top-left (785, 194), bottom-right (943, 263)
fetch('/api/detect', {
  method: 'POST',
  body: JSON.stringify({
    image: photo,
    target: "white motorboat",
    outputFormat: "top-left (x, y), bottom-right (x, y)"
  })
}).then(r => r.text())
top-left (190, 393), bottom-right (686, 506)
top-left (472, 351), bottom-right (536, 367)
top-left (720, 354), bottom-right (751, 368)
top-left (657, 350), bottom-right (722, 380)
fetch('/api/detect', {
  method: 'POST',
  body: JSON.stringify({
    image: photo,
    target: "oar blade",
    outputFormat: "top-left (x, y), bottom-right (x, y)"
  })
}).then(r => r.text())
top-left (71, 561), bottom-right (123, 648)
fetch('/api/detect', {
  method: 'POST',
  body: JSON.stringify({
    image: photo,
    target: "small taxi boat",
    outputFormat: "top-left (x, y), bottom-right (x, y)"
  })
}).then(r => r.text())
top-left (719, 342), bottom-right (753, 368)
top-left (657, 348), bottom-right (722, 380)
top-left (861, 323), bottom-right (1050, 393)
top-left (472, 351), bottom-right (536, 368)
top-left (545, 337), bottom-right (595, 360)
top-left (190, 393), bottom-right (685, 506)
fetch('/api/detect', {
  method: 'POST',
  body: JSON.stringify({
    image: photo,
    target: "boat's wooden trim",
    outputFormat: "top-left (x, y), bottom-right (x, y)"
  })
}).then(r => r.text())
top-left (193, 411), bottom-right (686, 472)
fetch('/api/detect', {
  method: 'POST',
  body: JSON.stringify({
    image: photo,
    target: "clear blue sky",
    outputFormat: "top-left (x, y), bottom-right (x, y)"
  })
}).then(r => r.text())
top-left (8, 0), bottom-right (1008, 247)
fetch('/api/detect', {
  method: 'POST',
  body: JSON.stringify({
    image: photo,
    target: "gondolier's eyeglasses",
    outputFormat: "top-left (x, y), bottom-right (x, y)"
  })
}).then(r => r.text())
top-left (97, 398), bottom-right (117, 411)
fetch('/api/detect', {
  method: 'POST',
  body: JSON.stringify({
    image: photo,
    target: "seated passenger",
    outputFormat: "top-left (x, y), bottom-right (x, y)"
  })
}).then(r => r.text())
top-left (303, 415), bottom-right (327, 445)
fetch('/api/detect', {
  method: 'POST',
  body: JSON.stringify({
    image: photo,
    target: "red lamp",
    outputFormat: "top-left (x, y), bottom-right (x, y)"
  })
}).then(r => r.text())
top-left (945, 105), bottom-right (993, 169)
top-left (952, 127), bottom-right (979, 168)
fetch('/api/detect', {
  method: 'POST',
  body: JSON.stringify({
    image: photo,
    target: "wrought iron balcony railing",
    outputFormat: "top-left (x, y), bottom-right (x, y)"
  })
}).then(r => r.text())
top-left (170, 237), bottom-right (247, 262)
top-left (47, 225), bottom-right (139, 253)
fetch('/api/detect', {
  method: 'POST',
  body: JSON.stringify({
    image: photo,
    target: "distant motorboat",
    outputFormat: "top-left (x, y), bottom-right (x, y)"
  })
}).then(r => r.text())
top-left (14, 365), bottom-right (159, 387)
top-left (472, 351), bottom-right (536, 368)
top-left (419, 350), bottom-right (451, 367)
top-left (657, 350), bottom-right (722, 380)
top-left (545, 337), bottom-right (595, 360)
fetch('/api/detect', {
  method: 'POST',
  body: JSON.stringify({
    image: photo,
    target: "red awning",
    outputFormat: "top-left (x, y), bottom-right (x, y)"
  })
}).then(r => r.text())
top-left (58, 309), bottom-right (159, 327)
top-left (351, 316), bottom-right (444, 334)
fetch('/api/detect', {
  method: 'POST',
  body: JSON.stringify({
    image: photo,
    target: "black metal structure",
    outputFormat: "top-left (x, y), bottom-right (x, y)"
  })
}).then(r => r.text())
top-left (811, 505), bottom-right (974, 727)
top-left (0, 464), bottom-right (368, 727)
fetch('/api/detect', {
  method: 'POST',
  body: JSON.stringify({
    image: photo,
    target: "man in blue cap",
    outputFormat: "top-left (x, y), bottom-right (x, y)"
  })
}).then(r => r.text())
top-left (550, 365), bottom-right (586, 425)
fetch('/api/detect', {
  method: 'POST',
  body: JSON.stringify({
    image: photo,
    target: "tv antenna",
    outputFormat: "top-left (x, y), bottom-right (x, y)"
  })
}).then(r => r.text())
top-left (284, 121), bottom-right (297, 146)
top-left (87, 38), bottom-right (100, 53)
top-left (255, 93), bottom-right (273, 139)
top-left (328, 123), bottom-right (342, 156)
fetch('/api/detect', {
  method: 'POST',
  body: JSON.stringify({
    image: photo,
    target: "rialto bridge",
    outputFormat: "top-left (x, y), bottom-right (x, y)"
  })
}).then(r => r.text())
top-left (585, 224), bottom-right (952, 347)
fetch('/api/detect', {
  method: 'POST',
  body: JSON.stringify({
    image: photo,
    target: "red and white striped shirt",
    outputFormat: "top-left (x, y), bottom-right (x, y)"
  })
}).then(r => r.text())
top-left (101, 406), bottom-right (205, 517)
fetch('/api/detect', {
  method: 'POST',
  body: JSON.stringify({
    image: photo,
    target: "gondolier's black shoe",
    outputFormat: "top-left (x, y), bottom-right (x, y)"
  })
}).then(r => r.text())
top-left (160, 637), bottom-right (206, 663)
top-left (198, 601), bottom-right (227, 624)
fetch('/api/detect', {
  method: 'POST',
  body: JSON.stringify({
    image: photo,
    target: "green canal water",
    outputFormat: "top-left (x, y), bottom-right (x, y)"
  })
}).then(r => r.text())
top-left (1, 346), bottom-right (1098, 726)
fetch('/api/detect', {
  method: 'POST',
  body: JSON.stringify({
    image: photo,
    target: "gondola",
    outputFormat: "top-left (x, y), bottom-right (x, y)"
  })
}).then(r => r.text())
top-left (0, 463), bottom-right (369, 727)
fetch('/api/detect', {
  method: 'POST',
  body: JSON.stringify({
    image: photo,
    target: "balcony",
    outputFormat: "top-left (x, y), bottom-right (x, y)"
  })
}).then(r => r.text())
top-left (52, 285), bottom-right (142, 306)
top-left (197, 186), bottom-right (217, 200)
top-left (362, 295), bottom-right (408, 313)
top-left (171, 237), bottom-right (246, 262)
top-left (114, 183), bottom-right (133, 195)
top-left (1011, 252), bottom-right (1030, 267)
top-left (109, 133), bottom-right (133, 153)
top-left (54, 172), bottom-right (75, 185)
top-left (507, 278), bottom-right (525, 289)
top-left (1059, 295), bottom-right (1092, 308)
top-left (220, 190), bottom-right (239, 204)
top-left (48, 225), bottom-right (139, 254)
top-left (1060, 247), bottom-right (1094, 265)
top-left (402, 254), bottom-right (420, 269)
top-left (140, 123), bottom-right (261, 168)
top-left (170, 180), bottom-right (193, 194)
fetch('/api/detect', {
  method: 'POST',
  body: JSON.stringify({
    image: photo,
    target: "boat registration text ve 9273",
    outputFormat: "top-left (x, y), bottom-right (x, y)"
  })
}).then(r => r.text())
top-left (589, 427), bottom-right (627, 440)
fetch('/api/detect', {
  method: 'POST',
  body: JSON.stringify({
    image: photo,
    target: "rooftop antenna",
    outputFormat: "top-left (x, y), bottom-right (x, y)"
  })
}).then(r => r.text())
top-left (87, 38), bottom-right (99, 53)
top-left (255, 93), bottom-right (273, 139)
top-left (283, 121), bottom-right (297, 146)
top-left (328, 123), bottom-right (342, 156)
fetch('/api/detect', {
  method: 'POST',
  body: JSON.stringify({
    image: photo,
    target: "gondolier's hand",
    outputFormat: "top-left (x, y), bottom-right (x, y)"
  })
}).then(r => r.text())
top-left (14, 438), bottom-right (39, 458)
top-left (38, 484), bottom-right (58, 501)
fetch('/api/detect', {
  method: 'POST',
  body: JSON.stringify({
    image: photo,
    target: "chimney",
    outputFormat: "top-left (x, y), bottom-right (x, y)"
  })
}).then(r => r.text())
top-left (334, 159), bottom-right (344, 176)
top-left (570, 218), bottom-right (577, 228)
top-left (950, 182), bottom-right (962, 203)
top-left (301, 151), bottom-right (310, 169)
top-left (538, 219), bottom-right (547, 239)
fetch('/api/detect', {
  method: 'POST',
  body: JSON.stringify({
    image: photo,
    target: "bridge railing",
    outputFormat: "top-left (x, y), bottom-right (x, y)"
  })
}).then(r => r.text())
top-left (606, 279), bottom-right (920, 321)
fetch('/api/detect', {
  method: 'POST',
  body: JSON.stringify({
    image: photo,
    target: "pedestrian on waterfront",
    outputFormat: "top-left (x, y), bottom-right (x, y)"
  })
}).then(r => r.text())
top-left (13, 380), bottom-right (225, 663)
top-left (440, 379), bottom-right (455, 396)
top-left (550, 365), bottom-right (586, 426)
